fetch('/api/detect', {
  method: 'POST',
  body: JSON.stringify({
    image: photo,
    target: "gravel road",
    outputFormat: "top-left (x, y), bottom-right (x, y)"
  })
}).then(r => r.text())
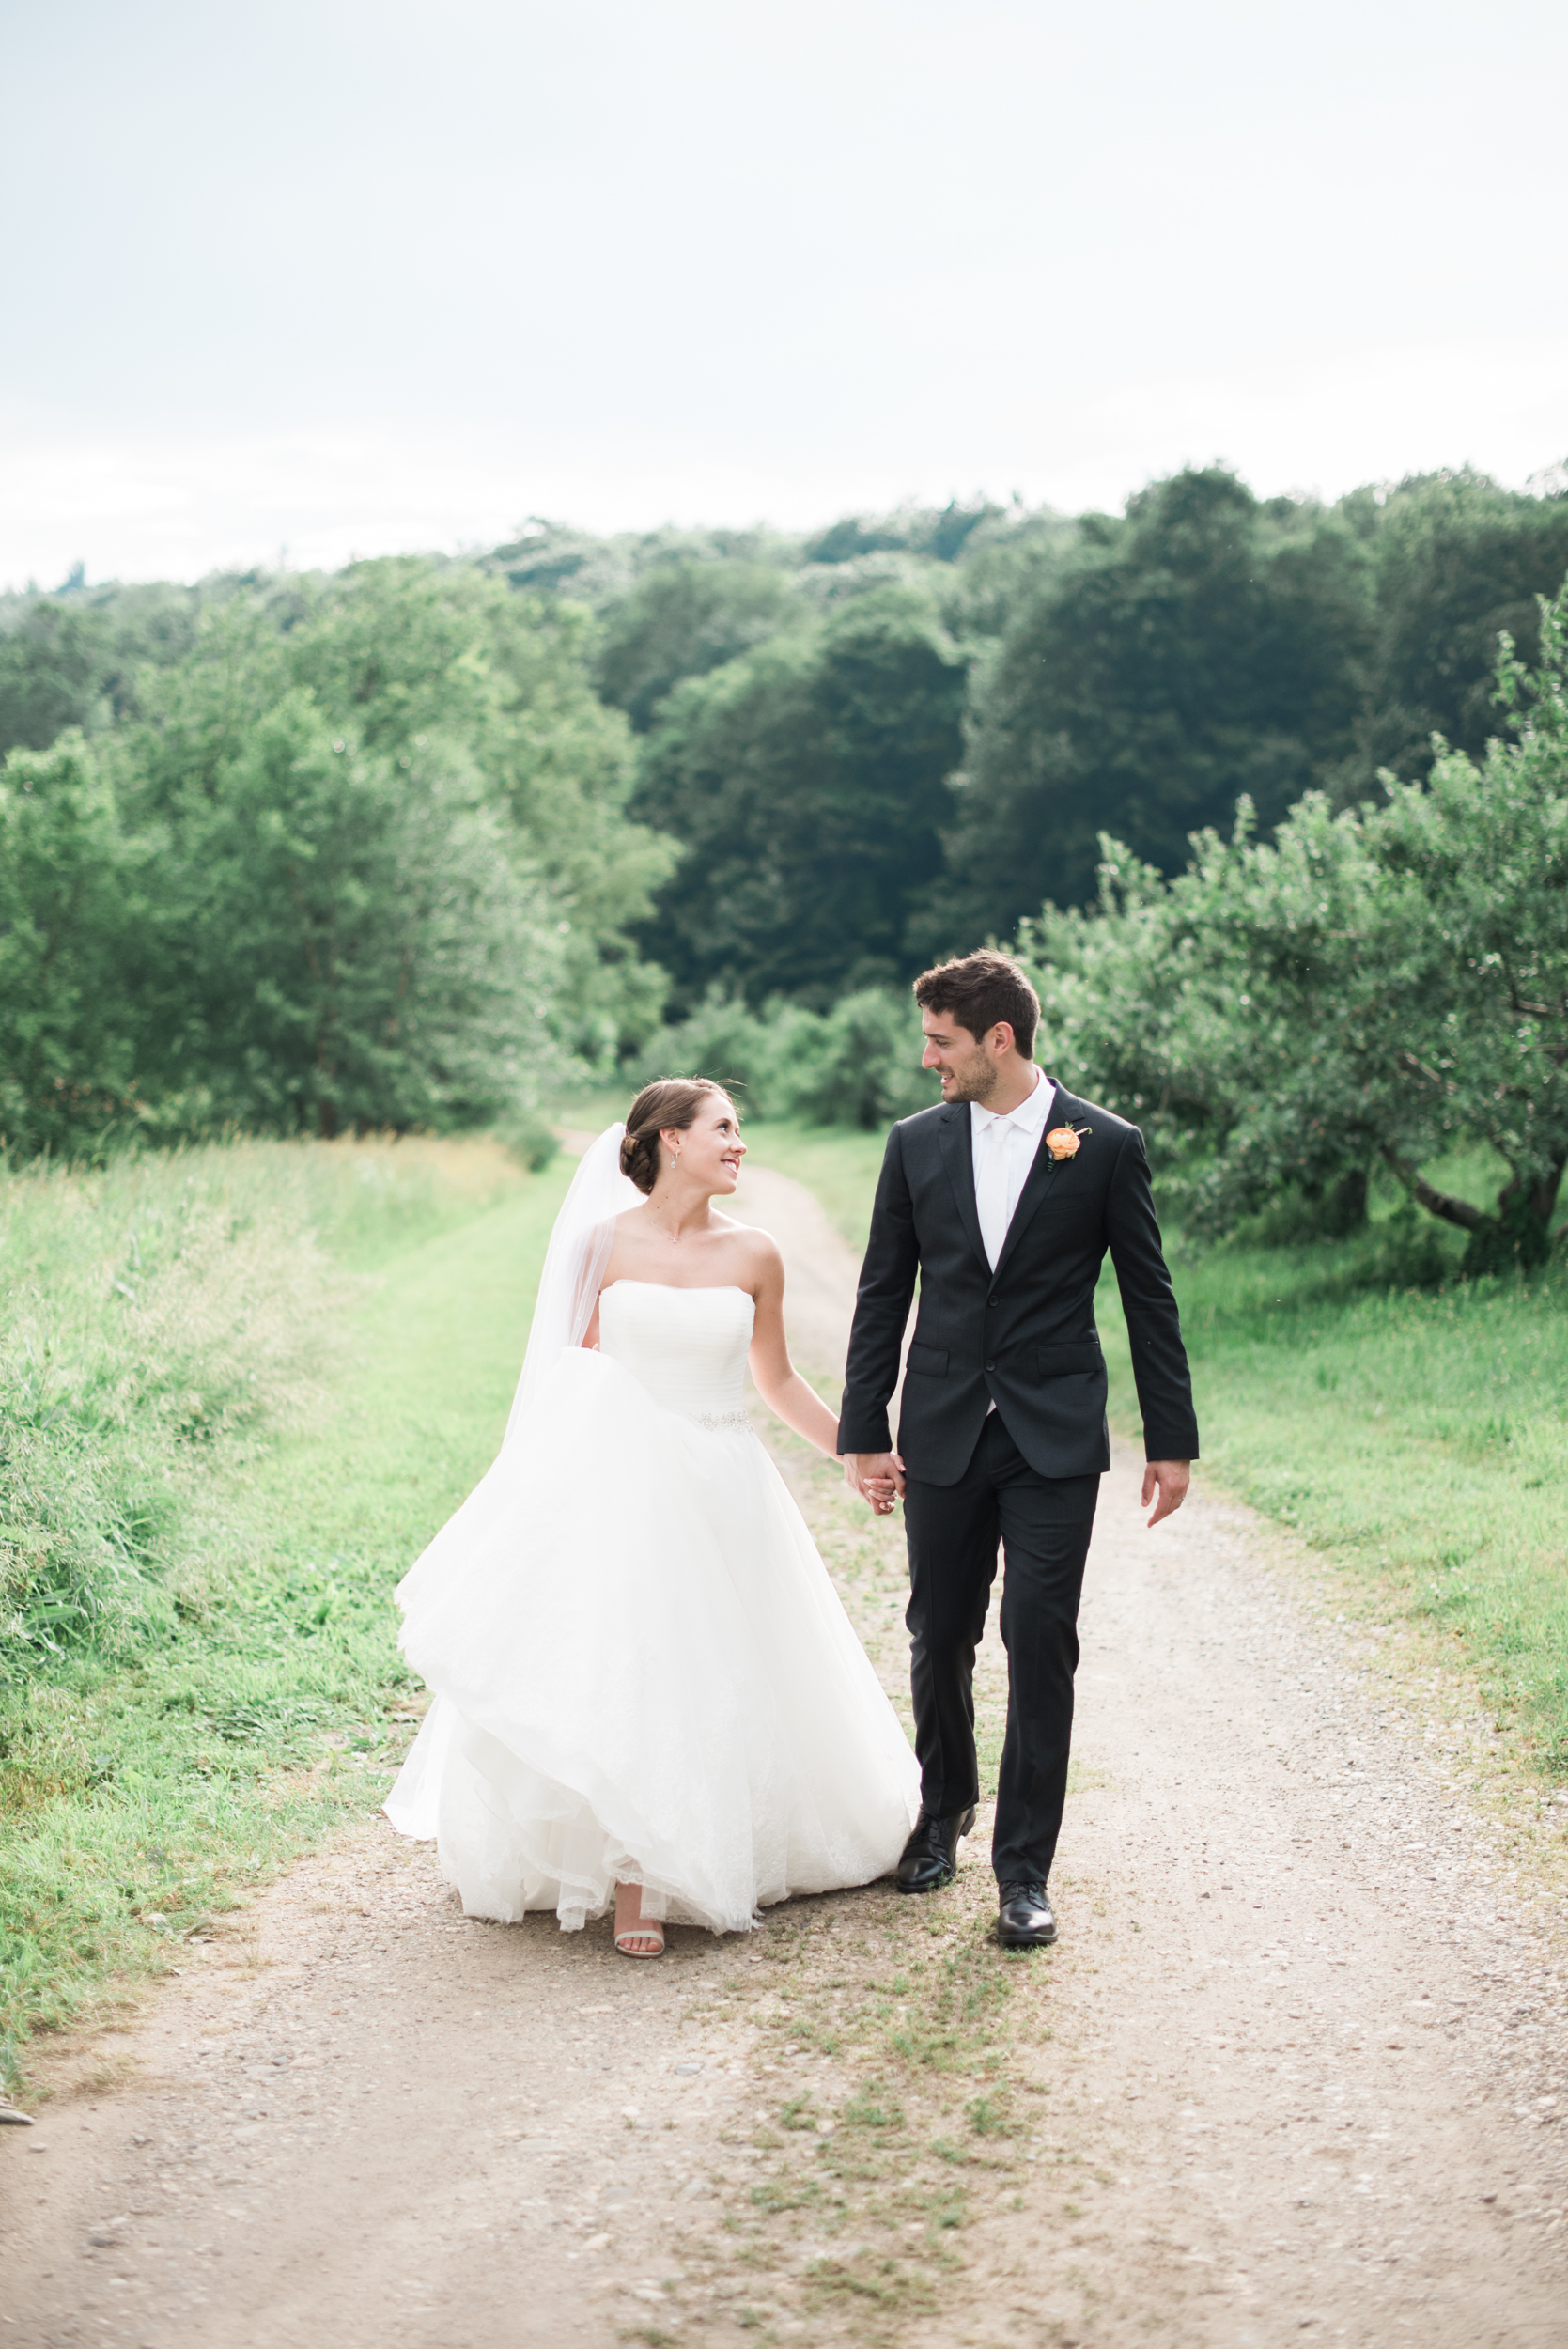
top-left (4, 1159), bottom-right (1565, 2347)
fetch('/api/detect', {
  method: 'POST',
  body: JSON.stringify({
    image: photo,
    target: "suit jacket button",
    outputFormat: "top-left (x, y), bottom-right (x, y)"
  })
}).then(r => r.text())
top-left (987, 1296), bottom-right (999, 1307)
top-left (985, 1360), bottom-right (996, 1371)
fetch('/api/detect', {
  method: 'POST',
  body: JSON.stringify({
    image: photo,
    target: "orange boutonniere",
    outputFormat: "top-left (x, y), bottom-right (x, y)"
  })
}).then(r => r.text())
top-left (1045, 1123), bottom-right (1090, 1162)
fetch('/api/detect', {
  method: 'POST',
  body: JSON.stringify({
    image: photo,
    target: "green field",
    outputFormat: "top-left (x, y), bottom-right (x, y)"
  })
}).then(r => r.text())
top-left (0, 1137), bottom-right (574, 2092)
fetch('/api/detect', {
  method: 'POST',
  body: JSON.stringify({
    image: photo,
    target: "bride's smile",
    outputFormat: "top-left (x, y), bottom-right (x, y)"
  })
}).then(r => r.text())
top-left (637, 1091), bottom-right (747, 1225)
top-left (660, 1093), bottom-right (746, 1194)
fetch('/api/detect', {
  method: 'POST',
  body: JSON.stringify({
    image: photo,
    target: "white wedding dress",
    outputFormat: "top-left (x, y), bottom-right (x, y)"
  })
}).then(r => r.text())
top-left (384, 1269), bottom-right (920, 1935)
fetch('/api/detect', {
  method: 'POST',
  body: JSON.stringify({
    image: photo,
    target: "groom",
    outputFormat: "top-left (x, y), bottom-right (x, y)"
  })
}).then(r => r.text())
top-left (838, 952), bottom-right (1198, 1949)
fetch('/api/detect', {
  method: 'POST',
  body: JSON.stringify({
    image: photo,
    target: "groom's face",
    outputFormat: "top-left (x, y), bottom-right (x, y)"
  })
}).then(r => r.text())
top-left (921, 1007), bottom-right (1007, 1104)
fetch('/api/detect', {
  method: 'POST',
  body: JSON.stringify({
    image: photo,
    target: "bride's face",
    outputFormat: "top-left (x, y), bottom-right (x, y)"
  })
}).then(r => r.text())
top-left (662, 1095), bottom-right (745, 1192)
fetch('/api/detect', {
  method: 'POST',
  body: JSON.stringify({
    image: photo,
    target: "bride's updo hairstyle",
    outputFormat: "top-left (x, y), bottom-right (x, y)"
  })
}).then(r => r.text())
top-left (620, 1078), bottom-right (730, 1195)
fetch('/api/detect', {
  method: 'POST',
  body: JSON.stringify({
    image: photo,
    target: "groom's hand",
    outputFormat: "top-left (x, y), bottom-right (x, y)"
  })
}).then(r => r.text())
top-left (1141, 1459), bottom-right (1190, 1527)
top-left (845, 1451), bottom-right (906, 1515)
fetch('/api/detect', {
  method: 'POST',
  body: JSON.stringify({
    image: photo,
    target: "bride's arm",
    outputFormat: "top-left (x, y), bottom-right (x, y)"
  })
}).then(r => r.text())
top-left (746, 1240), bottom-right (862, 1453)
top-left (749, 1243), bottom-right (895, 1514)
top-left (749, 1265), bottom-right (842, 1455)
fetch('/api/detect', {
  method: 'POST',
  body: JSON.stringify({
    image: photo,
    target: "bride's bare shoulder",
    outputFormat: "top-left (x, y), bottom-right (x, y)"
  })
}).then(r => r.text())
top-left (599, 1204), bottom-right (654, 1275)
top-left (708, 1208), bottom-right (771, 1241)
top-left (711, 1215), bottom-right (784, 1273)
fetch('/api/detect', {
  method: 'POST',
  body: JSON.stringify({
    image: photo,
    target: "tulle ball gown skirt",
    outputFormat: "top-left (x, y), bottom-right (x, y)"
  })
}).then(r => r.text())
top-left (384, 1283), bottom-right (920, 1935)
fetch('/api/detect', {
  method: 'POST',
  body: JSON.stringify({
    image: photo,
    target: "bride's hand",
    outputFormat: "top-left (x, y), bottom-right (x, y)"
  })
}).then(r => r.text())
top-left (849, 1474), bottom-right (898, 1517)
top-left (844, 1452), bottom-right (904, 1516)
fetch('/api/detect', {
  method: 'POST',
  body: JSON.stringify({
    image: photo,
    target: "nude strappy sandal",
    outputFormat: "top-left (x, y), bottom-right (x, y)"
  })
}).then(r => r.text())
top-left (613, 1882), bottom-right (665, 1958)
top-left (614, 1919), bottom-right (665, 1959)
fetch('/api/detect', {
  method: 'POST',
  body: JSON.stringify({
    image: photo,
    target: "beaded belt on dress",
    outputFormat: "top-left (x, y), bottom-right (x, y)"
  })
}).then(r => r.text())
top-left (689, 1407), bottom-right (752, 1432)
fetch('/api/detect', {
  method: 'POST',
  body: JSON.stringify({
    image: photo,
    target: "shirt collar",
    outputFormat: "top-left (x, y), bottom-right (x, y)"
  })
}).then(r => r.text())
top-left (970, 1066), bottom-right (1052, 1136)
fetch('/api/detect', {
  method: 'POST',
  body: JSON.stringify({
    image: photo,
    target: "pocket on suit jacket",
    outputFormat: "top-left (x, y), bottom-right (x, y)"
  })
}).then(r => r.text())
top-left (906, 1342), bottom-right (949, 1377)
top-left (1037, 1343), bottom-right (1105, 1377)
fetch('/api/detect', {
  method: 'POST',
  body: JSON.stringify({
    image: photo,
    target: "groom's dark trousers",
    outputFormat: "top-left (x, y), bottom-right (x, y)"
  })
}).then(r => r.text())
top-left (838, 1084), bottom-right (1199, 1887)
top-left (906, 1419), bottom-right (1097, 1883)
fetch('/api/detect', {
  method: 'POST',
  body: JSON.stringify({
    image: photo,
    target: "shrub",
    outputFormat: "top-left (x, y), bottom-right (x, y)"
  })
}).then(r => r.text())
top-left (639, 988), bottom-right (789, 1114)
top-left (639, 985), bottom-right (934, 1130)
top-left (496, 1107), bottom-right (561, 1172)
top-left (772, 988), bottom-right (934, 1128)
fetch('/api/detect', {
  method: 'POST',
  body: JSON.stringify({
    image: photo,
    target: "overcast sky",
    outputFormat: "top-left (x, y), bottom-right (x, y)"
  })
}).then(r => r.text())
top-left (2, 0), bottom-right (1564, 588)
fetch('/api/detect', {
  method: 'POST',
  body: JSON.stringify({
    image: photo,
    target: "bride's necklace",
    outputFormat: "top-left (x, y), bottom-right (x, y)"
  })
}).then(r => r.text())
top-left (643, 1197), bottom-right (716, 1251)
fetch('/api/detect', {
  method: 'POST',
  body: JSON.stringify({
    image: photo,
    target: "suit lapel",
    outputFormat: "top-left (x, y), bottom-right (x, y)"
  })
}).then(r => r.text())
top-left (937, 1105), bottom-right (989, 1273)
top-left (991, 1082), bottom-right (1078, 1283)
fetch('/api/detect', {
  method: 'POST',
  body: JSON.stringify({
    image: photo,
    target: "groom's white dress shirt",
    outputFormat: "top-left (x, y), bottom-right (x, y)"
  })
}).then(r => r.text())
top-left (970, 1067), bottom-right (1056, 1271)
top-left (971, 1068), bottom-right (1055, 1418)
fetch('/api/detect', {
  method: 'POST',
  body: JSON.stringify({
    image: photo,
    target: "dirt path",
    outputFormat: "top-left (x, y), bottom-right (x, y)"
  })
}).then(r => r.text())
top-left (5, 1162), bottom-right (1567, 2347)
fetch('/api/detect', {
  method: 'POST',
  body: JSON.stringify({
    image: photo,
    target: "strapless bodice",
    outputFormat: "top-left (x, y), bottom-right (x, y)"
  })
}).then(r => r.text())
top-left (598, 1282), bottom-right (754, 1427)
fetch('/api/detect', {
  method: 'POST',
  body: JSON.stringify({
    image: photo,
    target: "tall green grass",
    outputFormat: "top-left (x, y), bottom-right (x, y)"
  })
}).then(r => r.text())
top-left (1, 1134), bottom-right (557, 2092)
top-left (0, 1134), bottom-right (527, 1665)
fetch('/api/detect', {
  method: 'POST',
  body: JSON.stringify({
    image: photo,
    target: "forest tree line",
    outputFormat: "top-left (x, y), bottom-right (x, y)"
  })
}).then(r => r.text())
top-left (3, 463), bottom-right (1566, 1253)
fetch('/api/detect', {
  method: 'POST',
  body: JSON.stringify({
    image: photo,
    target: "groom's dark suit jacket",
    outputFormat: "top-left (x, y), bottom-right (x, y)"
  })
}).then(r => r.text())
top-left (837, 1084), bottom-right (1199, 1486)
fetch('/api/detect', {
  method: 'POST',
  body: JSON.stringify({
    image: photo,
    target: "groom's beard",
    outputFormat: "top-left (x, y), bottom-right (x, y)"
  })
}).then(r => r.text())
top-left (936, 1054), bottom-right (1001, 1106)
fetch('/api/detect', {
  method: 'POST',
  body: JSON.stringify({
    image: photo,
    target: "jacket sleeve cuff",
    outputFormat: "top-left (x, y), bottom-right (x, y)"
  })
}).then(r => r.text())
top-left (836, 1410), bottom-right (893, 1456)
top-left (1143, 1428), bottom-right (1199, 1462)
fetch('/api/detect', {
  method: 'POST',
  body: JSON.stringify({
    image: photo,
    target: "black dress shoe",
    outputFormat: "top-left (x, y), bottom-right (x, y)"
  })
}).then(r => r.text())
top-left (997, 1879), bottom-right (1057, 1947)
top-left (896, 1806), bottom-right (977, 1893)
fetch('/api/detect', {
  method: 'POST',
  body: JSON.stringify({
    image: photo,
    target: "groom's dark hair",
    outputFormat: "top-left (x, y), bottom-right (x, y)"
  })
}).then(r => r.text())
top-left (913, 951), bottom-right (1040, 1059)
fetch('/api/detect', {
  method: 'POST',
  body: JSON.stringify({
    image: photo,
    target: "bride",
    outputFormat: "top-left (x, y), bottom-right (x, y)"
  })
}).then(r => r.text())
top-left (385, 1078), bottom-right (921, 1957)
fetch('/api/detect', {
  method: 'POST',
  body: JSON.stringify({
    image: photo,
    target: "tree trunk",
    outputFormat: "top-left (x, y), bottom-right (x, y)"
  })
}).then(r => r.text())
top-left (1379, 1147), bottom-right (1483, 1231)
top-left (1320, 1165), bottom-right (1369, 1236)
top-left (1467, 1155), bottom-right (1567, 1274)
top-left (1526, 1158), bottom-right (1567, 1231)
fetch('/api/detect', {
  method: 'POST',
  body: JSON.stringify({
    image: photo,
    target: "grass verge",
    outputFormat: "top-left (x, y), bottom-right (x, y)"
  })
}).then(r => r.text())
top-left (1, 1136), bottom-right (571, 2094)
top-left (1096, 1236), bottom-right (1568, 1780)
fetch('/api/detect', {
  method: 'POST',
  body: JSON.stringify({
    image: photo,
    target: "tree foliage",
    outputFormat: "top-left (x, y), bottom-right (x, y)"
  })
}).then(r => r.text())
top-left (274, 559), bottom-right (675, 1064)
top-left (0, 561), bottom-right (675, 1154)
top-left (1020, 582), bottom-right (1568, 1268)
top-left (1354, 469), bottom-right (1568, 783)
top-left (640, 984), bottom-right (934, 1129)
top-left (6, 468), bottom-right (1568, 1159)
top-left (0, 602), bottom-right (114, 755)
top-left (595, 559), bottom-right (802, 732)
top-left (0, 738), bottom-right (148, 1156)
top-left (939, 471), bottom-right (1374, 942)
top-left (141, 692), bottom-right (550, 1138)
top-left (0, 579), bottom-right (213, 759)
top-left (630, 584), bottom-right (966, 1009)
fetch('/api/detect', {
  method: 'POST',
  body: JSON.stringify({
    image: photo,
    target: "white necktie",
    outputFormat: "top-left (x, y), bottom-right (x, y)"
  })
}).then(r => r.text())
top-left (975, 1114), bottom-right (1024, 1270)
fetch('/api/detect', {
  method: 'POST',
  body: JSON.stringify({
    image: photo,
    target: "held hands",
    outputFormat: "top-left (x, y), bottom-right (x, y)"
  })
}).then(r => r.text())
top-left (1141, 1458), bottom-right (1190, 1528)
top-left (845, 1450), bottom-right (906, 1517)
top-left (846, 1450), bottom-right (1190, 1525)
